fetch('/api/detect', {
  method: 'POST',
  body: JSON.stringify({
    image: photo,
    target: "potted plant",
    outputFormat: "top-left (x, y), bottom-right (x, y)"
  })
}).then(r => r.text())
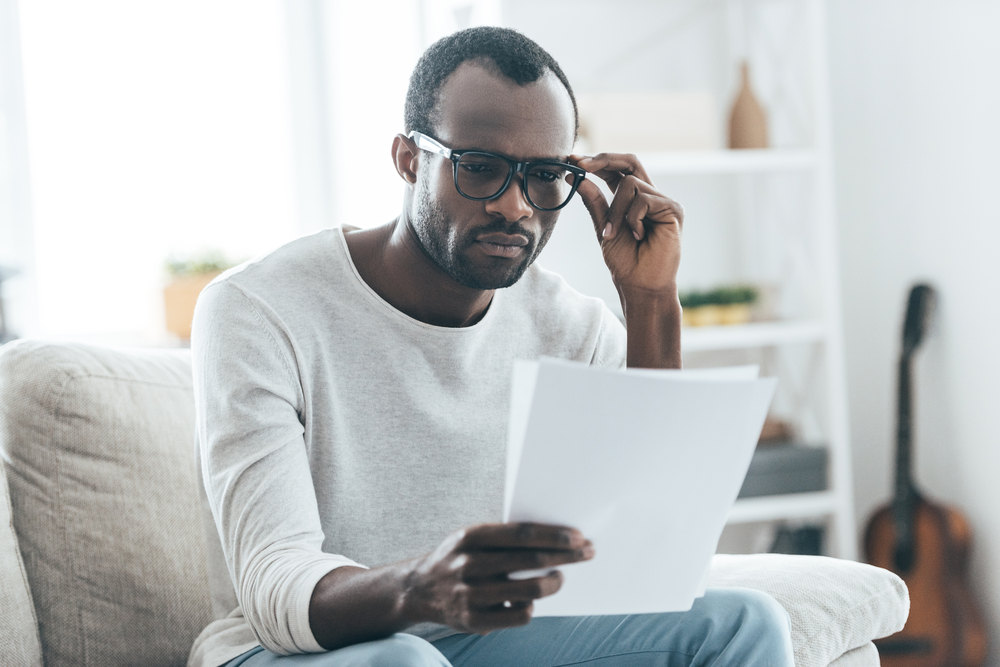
top-left (681, 284), bottom-right (759, 327)
top-left (162, 251), bottom-right (235, 340)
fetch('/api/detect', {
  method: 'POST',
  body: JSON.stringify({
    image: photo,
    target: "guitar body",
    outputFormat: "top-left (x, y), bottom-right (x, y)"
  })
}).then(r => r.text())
top-left (863, 284), bottom-right (988, 666)
top-left (864, 495), bottom-right (987, 666)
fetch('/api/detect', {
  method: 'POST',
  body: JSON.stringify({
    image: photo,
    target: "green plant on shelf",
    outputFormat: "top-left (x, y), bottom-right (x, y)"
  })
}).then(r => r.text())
top-left (164, 251), bottom-right (235, 278)
top-left (681, 284), bottom-right (759, 327)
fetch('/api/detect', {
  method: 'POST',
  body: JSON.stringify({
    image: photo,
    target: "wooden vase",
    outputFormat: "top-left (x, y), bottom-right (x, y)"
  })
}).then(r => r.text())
top-left (728, 61), bottom-right (768, 149)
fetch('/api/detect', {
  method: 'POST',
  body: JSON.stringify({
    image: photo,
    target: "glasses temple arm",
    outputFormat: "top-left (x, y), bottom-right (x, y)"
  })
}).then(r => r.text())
top-left (408, 131), bottom-right (452, 159)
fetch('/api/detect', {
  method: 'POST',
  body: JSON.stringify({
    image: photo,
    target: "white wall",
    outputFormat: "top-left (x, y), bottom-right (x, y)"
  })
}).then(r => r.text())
top-left (828, 1), bottom-right (1000, 661)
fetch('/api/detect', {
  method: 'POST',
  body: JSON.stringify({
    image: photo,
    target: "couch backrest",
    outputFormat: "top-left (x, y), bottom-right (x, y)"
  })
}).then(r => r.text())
top-left (0, 340), bottom-right (214, 666)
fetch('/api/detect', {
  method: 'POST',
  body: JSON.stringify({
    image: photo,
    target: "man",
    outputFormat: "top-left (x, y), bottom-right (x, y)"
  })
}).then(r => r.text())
top-left (189, 26), bottom-right (794, 666)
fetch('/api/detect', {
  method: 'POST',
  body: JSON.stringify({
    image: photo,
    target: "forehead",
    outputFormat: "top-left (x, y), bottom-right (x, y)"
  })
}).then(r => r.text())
top-left (433, 61), bottom-right (575, 159)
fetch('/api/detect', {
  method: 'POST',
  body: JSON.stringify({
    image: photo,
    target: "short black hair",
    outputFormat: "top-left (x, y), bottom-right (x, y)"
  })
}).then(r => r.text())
top-left (404, 26), bottom-right (578, 139)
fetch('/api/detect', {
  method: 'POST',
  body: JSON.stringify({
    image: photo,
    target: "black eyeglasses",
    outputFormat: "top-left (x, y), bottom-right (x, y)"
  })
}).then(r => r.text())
top-left (408, 131), bottom-right (586, 212)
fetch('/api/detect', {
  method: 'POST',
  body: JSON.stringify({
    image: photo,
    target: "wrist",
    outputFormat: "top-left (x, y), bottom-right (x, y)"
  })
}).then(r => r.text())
top-left (619, 285), bottom-right (683, 370)
top-left (617, 283), bottom-right (681, 320)
top-left (398, 557), bottom-right (435, 627)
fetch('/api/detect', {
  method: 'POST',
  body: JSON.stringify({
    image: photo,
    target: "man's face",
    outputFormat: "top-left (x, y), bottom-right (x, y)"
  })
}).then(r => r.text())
top-left (408, 62), bottom-right (577, 290)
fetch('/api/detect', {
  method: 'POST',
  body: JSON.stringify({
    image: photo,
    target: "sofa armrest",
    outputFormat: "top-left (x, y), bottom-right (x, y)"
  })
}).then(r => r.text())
top-left (708, 553), bottom-right (908, 667)
top-left (0, 460), bottom-right (43, 664)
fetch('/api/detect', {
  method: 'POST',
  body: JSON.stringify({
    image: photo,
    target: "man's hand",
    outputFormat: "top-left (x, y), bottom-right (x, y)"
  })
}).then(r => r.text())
top-left (571, 153), bottom-right (684, 369)
top-left (571, 153), bottom-right (683, 296)
top-left (402, 522), bottom-right (594, 634)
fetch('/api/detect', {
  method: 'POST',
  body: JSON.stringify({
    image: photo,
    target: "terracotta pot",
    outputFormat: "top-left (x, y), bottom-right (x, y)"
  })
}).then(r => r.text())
top-left (163, 272), bottom-right (221, 340)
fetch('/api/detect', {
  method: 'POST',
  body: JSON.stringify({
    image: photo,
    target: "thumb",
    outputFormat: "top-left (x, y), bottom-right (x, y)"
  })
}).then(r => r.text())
top-left (573, 177), bottom-right (610, 242)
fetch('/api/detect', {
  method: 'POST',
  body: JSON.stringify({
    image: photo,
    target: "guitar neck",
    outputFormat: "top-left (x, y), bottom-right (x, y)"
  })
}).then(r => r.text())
top-left (889, 284), bottom-right (933, 572)
top-left (894, 356), bottom-right (916, 505)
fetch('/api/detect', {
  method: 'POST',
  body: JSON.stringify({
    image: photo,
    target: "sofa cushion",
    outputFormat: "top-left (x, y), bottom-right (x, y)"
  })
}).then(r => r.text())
top-left (828, 641), bottom-right (879, 666)
top-left (708, 553), bottom-right (909, 667)
top-left (0, 340), bottom-right (213, 666)
top-left (0, 462), bottom-right (42, 665)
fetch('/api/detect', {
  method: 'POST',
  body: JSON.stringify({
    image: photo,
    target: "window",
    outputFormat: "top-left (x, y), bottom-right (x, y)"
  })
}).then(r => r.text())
top-left (16, 0), bottom-right (297, 342)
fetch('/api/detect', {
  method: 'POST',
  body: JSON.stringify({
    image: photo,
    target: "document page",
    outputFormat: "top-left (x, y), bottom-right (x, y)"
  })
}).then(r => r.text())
top-left (504, 358), bottom-right (776, 616)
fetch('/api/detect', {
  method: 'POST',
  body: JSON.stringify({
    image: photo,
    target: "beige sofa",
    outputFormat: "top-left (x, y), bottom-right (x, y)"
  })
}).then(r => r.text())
top-left (0, 340), bottom-right (908, 666)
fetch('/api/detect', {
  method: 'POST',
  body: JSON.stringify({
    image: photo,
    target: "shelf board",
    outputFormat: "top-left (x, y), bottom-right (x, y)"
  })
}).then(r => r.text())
top-left (682, 320), bottom-right (826, 352)
top-left (727, 491), bottom-right (836, 524)
top-left (640, 149), bottom-right (817, 174)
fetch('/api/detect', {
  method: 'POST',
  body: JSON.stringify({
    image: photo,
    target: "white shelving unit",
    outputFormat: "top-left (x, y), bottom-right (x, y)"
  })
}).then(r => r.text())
top-left (447, 0), bottom-right (856, 558)
top-left (509, 0), bottom-right (856, 558)
top-left (657, 0), bottom-right (856, 559)
top-left (682, 320), bottom-right (827, 352)
top-left (641, 149), bottom-right (817, 175)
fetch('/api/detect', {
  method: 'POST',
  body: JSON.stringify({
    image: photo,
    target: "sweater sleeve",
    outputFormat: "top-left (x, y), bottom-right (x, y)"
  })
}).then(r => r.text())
top-left (590, 303), bottom-right (628, 370)
top-left (191, 277), bottom-right (363, 655)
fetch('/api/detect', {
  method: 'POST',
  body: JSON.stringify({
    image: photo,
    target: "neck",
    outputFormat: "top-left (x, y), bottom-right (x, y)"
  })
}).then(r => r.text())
top-left (345, 219), bottom-right (494, 328)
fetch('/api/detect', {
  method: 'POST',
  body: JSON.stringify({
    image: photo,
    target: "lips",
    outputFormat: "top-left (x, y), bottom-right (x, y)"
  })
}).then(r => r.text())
top-left (474, 232), bottom-right (529, 258)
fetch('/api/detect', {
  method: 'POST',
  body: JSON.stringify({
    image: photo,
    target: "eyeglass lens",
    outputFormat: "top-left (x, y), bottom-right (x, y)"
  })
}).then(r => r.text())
top-left (455, 152), bottom-right (576, 210)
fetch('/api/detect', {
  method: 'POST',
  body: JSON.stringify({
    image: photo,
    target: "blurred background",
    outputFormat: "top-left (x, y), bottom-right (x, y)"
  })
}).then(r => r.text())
top-left (1, 0), bottom-right (998, 662)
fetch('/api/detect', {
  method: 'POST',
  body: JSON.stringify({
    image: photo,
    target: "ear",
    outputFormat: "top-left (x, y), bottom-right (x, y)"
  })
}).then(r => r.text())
top-left (392, 133), bottom-right (419, 184)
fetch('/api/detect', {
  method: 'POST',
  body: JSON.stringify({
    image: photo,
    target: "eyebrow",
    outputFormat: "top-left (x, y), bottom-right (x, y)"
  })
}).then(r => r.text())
top-left (461, 145), bottom-right (573, 164)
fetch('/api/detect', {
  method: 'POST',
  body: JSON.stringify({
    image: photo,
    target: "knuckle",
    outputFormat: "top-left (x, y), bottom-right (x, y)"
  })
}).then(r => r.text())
top-left (514, 522), bottom-right (536, 542)
top-left (525, 579), bottom-right (546, 598)
top-left (452, 526), bottom-right (470, 547)
top-left (514, 604), bottom-right (534, 626)
top-left (525, 551), bottom-right (547, 568)
top-left (454, 582), bottom-right (471, 606)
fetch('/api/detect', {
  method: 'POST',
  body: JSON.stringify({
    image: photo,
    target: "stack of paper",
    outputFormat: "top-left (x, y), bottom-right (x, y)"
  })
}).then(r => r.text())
top-left (504, 358), bottom-right (776, 616)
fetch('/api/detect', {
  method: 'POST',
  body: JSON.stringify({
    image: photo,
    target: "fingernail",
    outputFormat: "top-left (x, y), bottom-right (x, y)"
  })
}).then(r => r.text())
top-left (633, 230), bottom-right (641, 241)
top-left (603, 223), bottom-right (612, 238)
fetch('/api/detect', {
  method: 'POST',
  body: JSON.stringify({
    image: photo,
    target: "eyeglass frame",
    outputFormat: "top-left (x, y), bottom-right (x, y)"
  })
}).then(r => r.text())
top-left (407, 131), bottom-right (587, 212)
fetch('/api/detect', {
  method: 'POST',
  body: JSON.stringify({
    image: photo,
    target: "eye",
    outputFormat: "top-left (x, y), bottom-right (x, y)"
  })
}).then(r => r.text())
top-left (460, 162), bottom-right (495, 175)
top-left (528, 166), bottom-right (565, 184)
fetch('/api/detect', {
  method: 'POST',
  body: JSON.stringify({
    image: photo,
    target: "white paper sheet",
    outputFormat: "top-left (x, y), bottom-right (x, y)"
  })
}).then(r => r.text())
top-left (503, 358), bottom-right (776, 616)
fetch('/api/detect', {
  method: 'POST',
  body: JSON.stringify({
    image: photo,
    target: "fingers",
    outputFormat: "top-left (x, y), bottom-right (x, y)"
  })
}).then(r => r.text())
top-left (422, 523), bottom-right (593, 634)
top-left (460, 542), bottom-right (594, 580)
top-left (623, 192), bottom-right (684, 242)
top-left (469, 571), bottom-right (564, 607)
top-left (606, 178), bottom-right (643, 240)
top-left (457, 600), bottom-right (534, 634)
top-left (459, 522), bottom-right (588, 551)
top-left (575, 177), bottom-right (612, 241)
top-left (570, 153), bottom-right (682, 242)
top-left (574, 153), bottom-right (652, 187)
top-left (456, 572), bottom-right (563, 633)
top-left (583, 176), bottom-right (683, 242)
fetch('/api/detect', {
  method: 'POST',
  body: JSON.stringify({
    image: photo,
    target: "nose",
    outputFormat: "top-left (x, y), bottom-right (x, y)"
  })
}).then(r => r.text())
top-left (483, 174), bottom-right (534, 222)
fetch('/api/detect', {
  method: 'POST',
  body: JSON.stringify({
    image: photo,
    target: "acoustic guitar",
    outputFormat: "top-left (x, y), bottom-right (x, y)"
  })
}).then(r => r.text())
top-left (864, 284), bottom-right (988, 666)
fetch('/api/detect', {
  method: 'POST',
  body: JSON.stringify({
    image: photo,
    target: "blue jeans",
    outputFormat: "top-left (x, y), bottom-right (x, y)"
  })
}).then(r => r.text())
top-left (224, 589), bottom-right (794, 666)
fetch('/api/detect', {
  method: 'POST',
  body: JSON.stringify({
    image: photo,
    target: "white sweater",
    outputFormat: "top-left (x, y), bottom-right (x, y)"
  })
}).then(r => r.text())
top-left (188, 227), bottom-right (626, 665)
